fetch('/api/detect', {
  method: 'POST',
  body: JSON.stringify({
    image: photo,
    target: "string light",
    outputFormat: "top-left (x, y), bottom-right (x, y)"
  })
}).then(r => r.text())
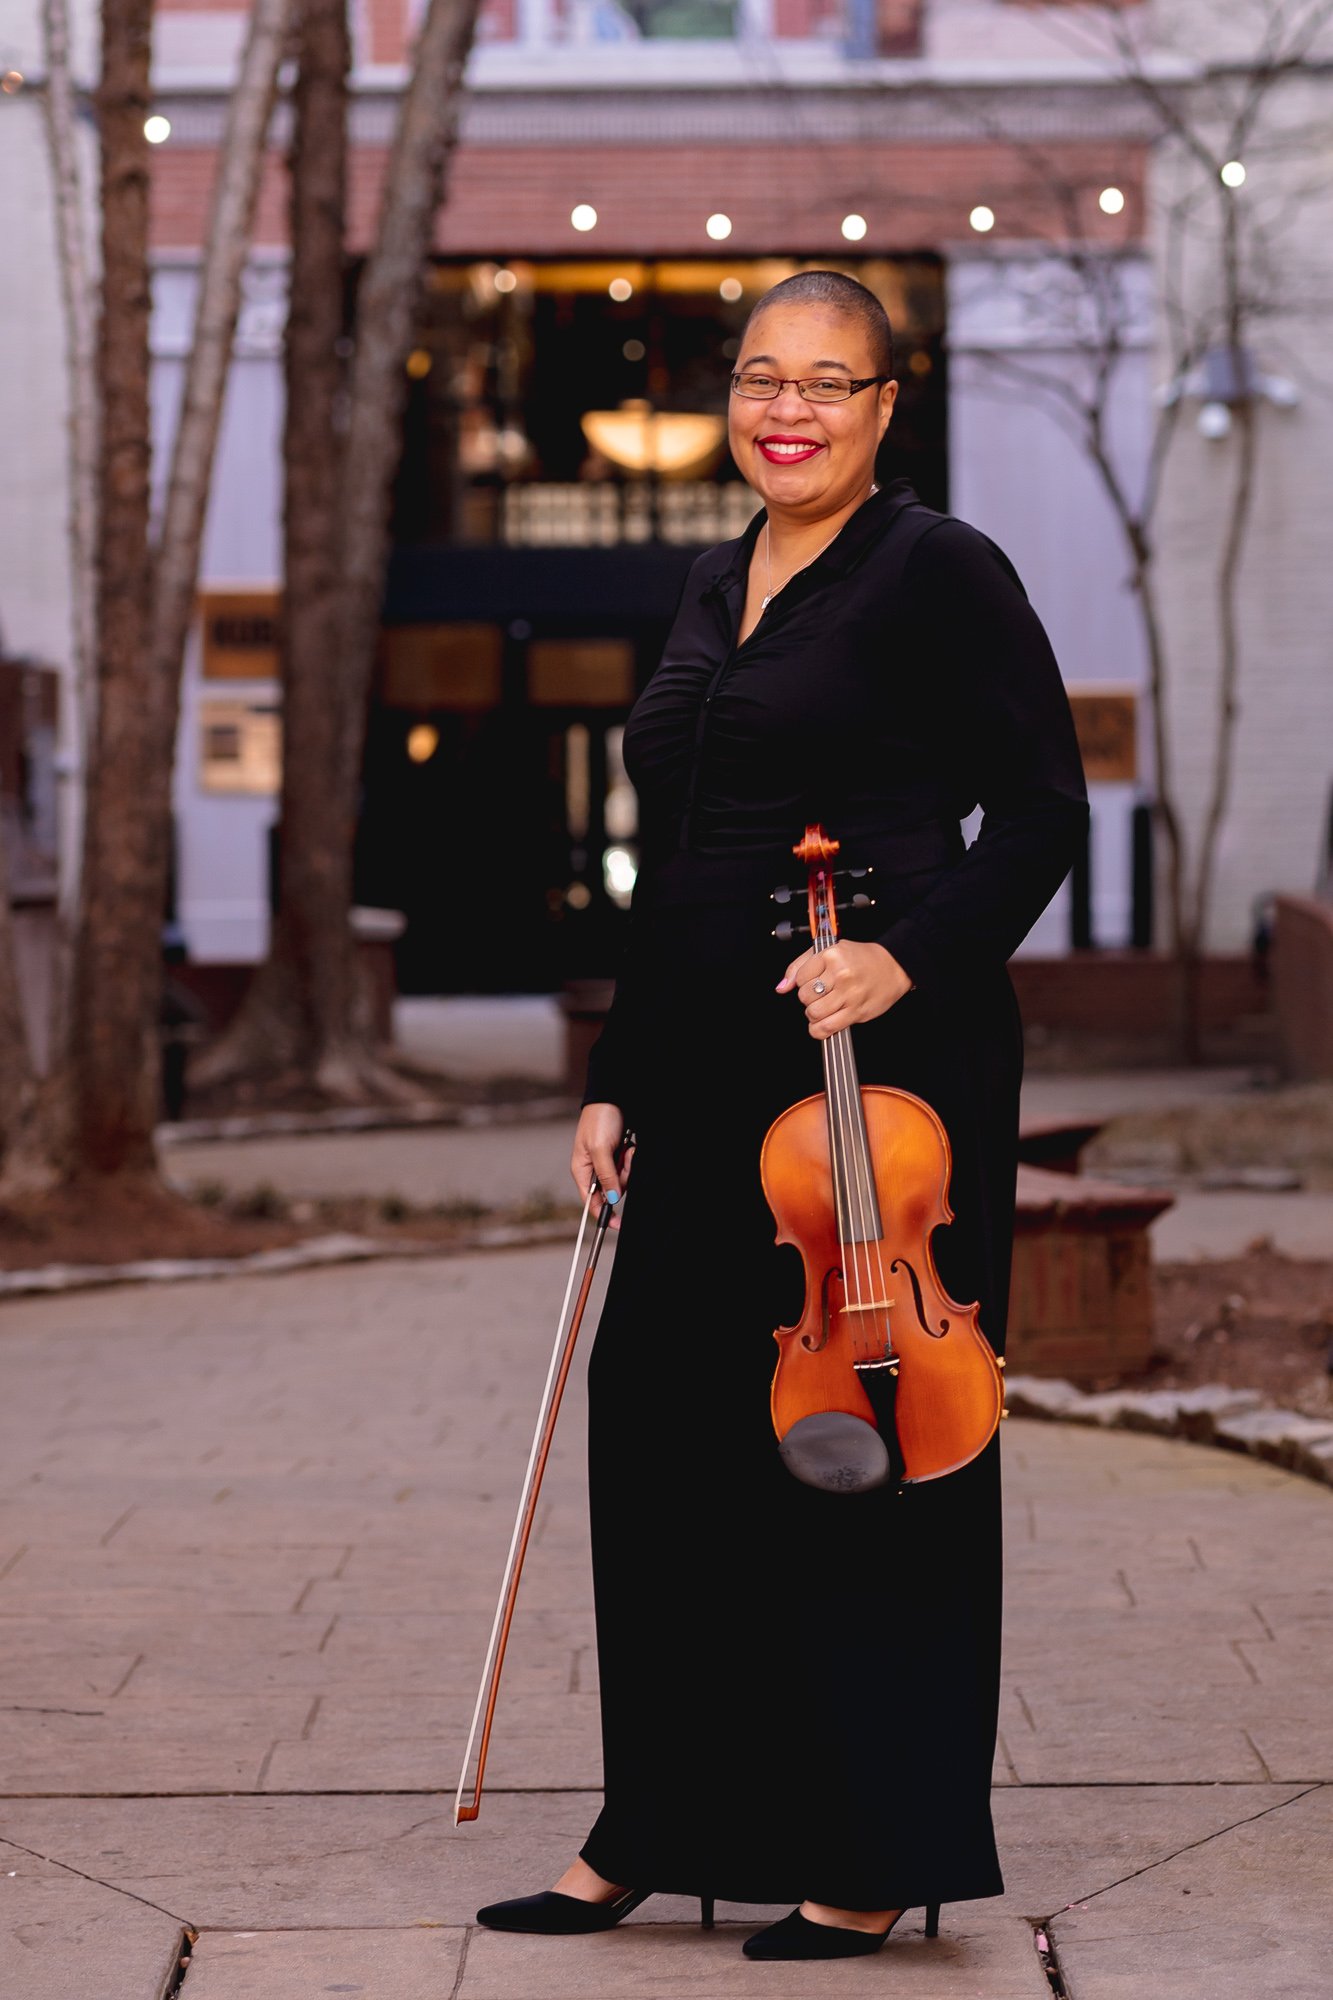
top-left (407, 724), bottom-right (439, 764)
top-left (1221, 160), bottom-right (1246, 188)
top-left (719, 277), bottom-right (743, 302)
top-left (1099, 186), bottom-right (1125, 216)
top-left (571, 204), bottom-right (598, 231)
top-left (969, 205), bottom-right (995, 234)
top-left (405, 349), bottom-right (432, 379)
top-left (144, 114), bottom-right (171, 144)
top-left (494, 267), bottom-right (517, 293)
top-left (1, 70), bottom-right (24, 95)
top-left (608, 277), bottom-right (633, 302)
top-left (841, 213), bottom-right (868, 242)
top-left (706, 213), bottom-right (732, 241)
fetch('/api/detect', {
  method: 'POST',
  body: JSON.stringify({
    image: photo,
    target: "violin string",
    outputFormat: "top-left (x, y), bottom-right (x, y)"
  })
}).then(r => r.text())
top-left (815, 883), bottom-right (858, 1326)
top-left (823, 879), bottom-right (892, 1365)
top-left (819, 877), bottom-right (873, 1346)
top-left (832, 979), bottom-right (895, 1362)
top-left (818, 900), bottom-right (855, 1322)
top-left (833, 1017), bottom-right (873, 1355)
top-left (828, 908), bottom-right (873, 1349)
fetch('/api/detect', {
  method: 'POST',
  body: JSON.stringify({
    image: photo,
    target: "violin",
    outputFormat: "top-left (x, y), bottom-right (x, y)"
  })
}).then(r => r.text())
top-left (761, 824), bottom-right (1006, 1493)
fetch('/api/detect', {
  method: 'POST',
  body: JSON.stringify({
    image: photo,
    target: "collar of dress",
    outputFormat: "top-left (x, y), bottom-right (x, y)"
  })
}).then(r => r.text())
top-left (701, 476), bottom-right (917, 604)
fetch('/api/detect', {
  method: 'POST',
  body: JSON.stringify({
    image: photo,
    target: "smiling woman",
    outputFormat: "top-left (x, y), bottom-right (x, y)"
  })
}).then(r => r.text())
top-left (727, 274), bottom-right (898, 644)
top-left (476, 269), bottom-right (1090, 1964)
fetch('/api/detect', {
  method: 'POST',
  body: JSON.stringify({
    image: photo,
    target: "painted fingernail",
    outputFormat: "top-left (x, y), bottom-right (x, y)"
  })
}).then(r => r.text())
top-left (604, 1189), bottom-right (620, 1205)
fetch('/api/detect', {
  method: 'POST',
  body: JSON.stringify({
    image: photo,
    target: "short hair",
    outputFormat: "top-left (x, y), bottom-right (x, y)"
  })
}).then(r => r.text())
top-left (742, 270), bottom-right (895, 380)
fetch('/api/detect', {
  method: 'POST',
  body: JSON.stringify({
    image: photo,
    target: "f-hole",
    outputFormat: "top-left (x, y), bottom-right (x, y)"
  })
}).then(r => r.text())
top-left (890, 1257), bottom-right (949, 1338)
top-left (803, 1265), bottom-right (842, 1353)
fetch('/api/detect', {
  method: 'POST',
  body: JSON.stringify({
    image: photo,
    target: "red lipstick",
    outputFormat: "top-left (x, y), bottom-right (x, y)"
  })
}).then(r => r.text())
top-left (756, 435), bottom-right (826, 465)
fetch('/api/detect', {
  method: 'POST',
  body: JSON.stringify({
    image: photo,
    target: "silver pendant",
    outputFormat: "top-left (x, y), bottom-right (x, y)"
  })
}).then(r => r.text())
top-left (760, 591), bottom-right (774, 609)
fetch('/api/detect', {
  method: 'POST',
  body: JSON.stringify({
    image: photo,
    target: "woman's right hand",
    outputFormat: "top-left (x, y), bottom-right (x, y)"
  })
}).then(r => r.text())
top-left (571, 1102), bottom-right (633, 1225)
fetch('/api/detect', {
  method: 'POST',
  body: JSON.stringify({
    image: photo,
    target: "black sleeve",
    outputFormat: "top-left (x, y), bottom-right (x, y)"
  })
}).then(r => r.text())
top-left (876, 518), bottom-right (1090, 989)
top-left (580, 859), bottom-right (651, 1120)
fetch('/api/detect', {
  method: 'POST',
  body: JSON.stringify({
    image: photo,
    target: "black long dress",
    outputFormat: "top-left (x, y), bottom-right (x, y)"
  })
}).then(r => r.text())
top-left (578, 480), bottom-right (1088, 1912)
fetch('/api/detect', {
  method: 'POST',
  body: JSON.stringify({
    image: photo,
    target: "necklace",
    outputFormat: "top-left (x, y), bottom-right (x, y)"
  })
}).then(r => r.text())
top-left (761, 482), bottom-right (880, 610)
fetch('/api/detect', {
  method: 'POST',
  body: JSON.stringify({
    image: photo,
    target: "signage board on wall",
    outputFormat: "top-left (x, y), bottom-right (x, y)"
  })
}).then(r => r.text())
top-left (199, 590), bottom-right (282, 680)
top-left (1068, 691), bottom-right (1137, 785)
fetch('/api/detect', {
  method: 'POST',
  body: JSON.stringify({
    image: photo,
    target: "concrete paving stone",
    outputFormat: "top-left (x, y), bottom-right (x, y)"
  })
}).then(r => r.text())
top-left (261, 1696), bottom-right (603, 1793)
top-left (1002, 1376), bottom-right (1082, 1417)
top-left (167, 1121), bottom-right (576, 1208)
top-left (0, 1627), bottom-right (144, 1703)
top-left (179, 1926), bottom-right (465, 2000)
top-left (0, 1548), bottom-right (345, 1619)
top-left (1232, 1627), bottom-right (1333, 1685)
top-left (987, 1783), bottom-right (1310, 1920)
top-left (1213, 1406), bottom-right (1333, 1465)
top-left (0, 1836), bottom-right (186, 2000)
top-left (1167, 1385), bottom-right (1268, 1439)
top-left (1050, 1784), bottom-right (1333, 2000)
top-left (1001, 1721), bottom-right (1272, 1786)
top-left (457, 1912), bottom-right (1050, 1999)
top-left (0, 1696), bottom-right (311, 1795)
top-left (0, 1792), bottom-right (595, 1929)
top-left (1151, 1188), bottom-right (1333, 1261)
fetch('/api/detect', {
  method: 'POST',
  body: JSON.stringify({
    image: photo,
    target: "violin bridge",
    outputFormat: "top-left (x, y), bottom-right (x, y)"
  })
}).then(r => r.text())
top-left (841, 1299), bottom-right (895, 1313)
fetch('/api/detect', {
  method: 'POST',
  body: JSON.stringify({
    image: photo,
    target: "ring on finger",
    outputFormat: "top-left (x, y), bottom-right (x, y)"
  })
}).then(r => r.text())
top-left (812, 979), bottom-right (827, 996)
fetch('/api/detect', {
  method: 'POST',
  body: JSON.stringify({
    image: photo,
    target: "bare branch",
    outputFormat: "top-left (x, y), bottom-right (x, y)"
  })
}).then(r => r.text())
top-left (149, 0), bottom-right (295, 695)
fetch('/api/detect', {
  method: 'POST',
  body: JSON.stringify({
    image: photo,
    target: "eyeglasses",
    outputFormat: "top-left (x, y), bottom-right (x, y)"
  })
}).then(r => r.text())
top-left (730, 372), bottom-right (889, 403)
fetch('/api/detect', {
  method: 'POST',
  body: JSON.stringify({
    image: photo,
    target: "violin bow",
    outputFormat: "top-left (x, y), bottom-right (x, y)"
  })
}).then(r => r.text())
top-left (455, 1177), bottom-right (619, 1824)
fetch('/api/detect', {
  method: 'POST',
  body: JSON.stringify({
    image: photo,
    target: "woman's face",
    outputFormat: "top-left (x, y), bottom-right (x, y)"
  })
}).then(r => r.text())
top-left (727, 302), bottom-right (898, 523)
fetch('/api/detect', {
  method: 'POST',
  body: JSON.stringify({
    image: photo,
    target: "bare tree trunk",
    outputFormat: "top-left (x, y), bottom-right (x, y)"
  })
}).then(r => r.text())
top-left (193, 0), bottom-right (356, 1092)
top-left (333, 0), bottom-right (484, 837)
top-left (51, 0), bottom-right (291, 1181)
top-left (0, 814), bottom-right (40, 1162)
top-left (39, 0), bottom-right (99, 831)
top-left (59, 0), bottom-right (159, 1180)
top-left (196, 0), bottom-right (483, 1105)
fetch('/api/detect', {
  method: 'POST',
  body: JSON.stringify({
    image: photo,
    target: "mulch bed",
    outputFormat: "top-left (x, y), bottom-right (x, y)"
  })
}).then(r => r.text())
top-left (1125, 1246), bottom-right (1333, 1421)
top-left (0, 1181), bottom-right (581, 1275)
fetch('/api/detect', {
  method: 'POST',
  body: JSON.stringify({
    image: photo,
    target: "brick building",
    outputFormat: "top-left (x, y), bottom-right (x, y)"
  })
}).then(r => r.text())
top-left (3, 0), bottom-right (1329, 995)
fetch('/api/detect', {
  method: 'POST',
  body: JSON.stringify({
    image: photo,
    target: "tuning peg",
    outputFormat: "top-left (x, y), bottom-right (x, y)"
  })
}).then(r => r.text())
top-left (772, 920), bottom-right (811, 942)
top-left (842, 892), bottom-right (876, 911)
top-left (770, 885), bottom-right (797, 905)
top-left (835, 865), bottom-right (873, 880)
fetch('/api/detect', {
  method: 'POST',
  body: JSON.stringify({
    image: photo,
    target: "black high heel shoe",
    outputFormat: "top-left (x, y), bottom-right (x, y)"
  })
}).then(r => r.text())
top-left (742, 1901), bottom-right (940, 1960)
top-left (476, 1888), bottom-right (716, 1934)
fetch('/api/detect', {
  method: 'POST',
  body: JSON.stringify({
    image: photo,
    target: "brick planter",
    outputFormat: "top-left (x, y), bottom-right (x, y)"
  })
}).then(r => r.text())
top-left (1007, 1164), bottom-right (1174, 1379)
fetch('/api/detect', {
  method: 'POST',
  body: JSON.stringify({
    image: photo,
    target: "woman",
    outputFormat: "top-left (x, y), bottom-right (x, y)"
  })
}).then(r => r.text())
top-left (477, 270), bottom-right (1088, 1961)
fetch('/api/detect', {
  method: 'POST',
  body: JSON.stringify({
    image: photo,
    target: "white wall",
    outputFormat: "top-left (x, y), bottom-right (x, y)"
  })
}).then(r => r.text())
top-left (154, 259), bottom-right (286, 963)
top-left (948, 251), bottom-right (1154, 953)
top-left (1148, 52), bottom-right (1333, 949)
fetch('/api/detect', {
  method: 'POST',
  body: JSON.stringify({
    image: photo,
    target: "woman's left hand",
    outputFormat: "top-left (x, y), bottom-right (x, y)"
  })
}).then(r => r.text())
top-left (776, 939), bottom-right (913, 1038)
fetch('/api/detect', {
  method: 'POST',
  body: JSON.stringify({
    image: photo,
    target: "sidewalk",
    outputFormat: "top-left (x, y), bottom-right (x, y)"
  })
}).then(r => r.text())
top-left (1, 1244), bottom-right (1330, 1998)
top-left (163, 1102), bottom-right (1333, 1261)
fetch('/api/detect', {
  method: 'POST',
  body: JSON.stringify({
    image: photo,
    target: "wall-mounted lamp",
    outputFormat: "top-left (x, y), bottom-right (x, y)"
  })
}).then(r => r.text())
top-left (1160, 344), bottom-right (1301, 440)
